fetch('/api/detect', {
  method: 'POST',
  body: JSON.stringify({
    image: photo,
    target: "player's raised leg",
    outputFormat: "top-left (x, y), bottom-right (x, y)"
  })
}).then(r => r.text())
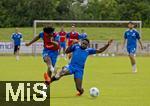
top-left (50, 66), bottom-right (71, 83)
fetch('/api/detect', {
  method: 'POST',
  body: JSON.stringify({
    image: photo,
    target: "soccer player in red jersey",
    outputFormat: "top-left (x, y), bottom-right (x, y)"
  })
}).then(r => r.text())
top-left (25, 26), bottom-right (60, 85)
top-left (66, 25), bottom-right (80, 59)
top-left (58, 25), bottom-right (67, 57)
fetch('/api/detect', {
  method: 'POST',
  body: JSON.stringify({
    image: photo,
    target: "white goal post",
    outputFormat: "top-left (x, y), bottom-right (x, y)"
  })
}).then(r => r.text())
top-left (33, 20), bottom-right (142, 56)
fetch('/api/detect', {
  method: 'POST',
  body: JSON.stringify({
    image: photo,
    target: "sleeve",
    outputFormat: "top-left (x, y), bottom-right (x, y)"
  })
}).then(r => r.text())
top-left (136, 31), bottom-right (140, 40)
top-left (20, 34), bottom-right (22, 38)
top-left (85, 34), bottom-right (87, 38)
top-left (124, 32), bottom-right (127, 39)
top-left (69, 44), bottom-right (79, 52)
top-left (78, 34), bottom-right (82, 40)
top-left (87, 48), bottom-right (96, 55)
top-left (66, 32), bottom-right (70, 39)
top-left (54, 35), bottom-right (60, 42)
top-left (39, 32), bottom-right (43, 38)
top-left (11, 34), bottom-right (14, 40)
top-left (65, 32), bottom-right (67, 36)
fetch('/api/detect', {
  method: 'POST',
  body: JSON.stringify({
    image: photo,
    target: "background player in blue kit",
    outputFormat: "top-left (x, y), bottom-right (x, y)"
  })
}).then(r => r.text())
top-left (49, 38), bottom-right (113, 96)
top-left (11, 28), bottom-right (23, 60)
top-left (79, 29), bottom-right (87, 40)
top-left (123, 22), bottom-right (143, 73)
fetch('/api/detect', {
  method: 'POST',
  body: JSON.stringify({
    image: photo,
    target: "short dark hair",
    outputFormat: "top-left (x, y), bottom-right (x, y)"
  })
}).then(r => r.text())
top-left (128, 21), bottom-right (134, 24)
top-left (82, 38), bottom-right (90, 44)
top-left (43, 26), bottom-right (55, 34)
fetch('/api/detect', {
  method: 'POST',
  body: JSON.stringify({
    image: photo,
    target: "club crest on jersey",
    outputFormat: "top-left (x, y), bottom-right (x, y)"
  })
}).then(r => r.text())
top-left (132, 33), bottom-right (136, 36)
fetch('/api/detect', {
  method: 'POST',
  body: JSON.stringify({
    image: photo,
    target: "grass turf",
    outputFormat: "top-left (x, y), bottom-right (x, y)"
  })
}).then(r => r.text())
top-left (0, 56), bottom-right (149, 106)
top-left (0, 27), bottom-right (150, 41)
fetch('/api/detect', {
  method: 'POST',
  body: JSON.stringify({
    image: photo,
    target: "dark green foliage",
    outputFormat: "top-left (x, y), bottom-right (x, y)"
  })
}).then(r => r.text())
top-left (0, 0), bottom-right (149, 27)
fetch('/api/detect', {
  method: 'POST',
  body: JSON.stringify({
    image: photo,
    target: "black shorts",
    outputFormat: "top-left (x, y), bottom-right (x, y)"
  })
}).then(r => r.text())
top-left (14, 45), bottom-right (20, 54)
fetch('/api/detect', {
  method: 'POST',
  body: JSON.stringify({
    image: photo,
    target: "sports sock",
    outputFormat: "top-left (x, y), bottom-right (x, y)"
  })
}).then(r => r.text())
top-left (16, 56), bottom-right (19, 60)
top-left (50, 65), bottom-right (55, 72)
top-left (132, 64), bottom-right (137, 72)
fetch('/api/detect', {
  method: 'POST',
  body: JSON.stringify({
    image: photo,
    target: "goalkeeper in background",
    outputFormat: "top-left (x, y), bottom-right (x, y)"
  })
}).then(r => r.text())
top-left (122, 21), bottom-right (143, 73)
top-left (25, 26), bottom-right (60, 82)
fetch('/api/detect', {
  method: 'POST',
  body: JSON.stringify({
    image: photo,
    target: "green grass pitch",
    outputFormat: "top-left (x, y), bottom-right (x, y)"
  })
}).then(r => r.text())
top-left (0, 56), bottom-right (149, 106)
top-left (0, 27), bottom-right (150, 41)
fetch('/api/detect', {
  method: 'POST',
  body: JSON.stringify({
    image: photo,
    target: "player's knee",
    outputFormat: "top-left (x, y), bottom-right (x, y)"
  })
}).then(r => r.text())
top-left (44, 57), bottom-right (51, 63)
top-left (129, 54), bottom-right (134, 59)
top-left (59, 67), bottom-right (68, 76)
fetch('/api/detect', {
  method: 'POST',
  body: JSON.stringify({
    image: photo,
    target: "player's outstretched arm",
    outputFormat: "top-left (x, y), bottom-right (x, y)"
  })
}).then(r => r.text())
top-left (138, 39), bottom-right (143, 50)
top-left (122, 39), bottom-right (126, 49)
top-left (65, 46), bottom-right (72, 54)
top-left (66, 44), bottom-right (76, 54)
top-left (96, 39), bottom-right (113, 53)
top-left (25, 35), bottom-right (40, 46)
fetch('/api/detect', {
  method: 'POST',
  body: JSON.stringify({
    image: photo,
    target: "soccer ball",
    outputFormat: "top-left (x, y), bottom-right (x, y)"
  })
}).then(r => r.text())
top-left (89, 87), bottom-right (99, 97)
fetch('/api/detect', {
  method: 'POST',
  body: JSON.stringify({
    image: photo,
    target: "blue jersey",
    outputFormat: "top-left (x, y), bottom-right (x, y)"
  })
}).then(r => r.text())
top-left (79, 33), bottom-right (87, 40)
top-left (124, 29), bottom-right (140, 48)
top-left (69, 44), bottom-right (96, 70)
top-left (11, 33), bottom-right (22, 46)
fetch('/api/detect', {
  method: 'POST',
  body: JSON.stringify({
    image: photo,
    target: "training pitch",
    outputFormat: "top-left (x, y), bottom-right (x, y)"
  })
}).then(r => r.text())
top-left (0, 56), bottom-right (149, 106)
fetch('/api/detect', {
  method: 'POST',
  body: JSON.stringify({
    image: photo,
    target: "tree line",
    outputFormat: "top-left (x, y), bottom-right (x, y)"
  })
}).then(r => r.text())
top-left (0, 0), bottom-right (149, 27)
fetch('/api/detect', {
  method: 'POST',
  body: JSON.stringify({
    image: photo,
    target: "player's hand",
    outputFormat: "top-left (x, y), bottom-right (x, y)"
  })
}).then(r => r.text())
top-left (140, 46), bottom-right (144, 50)
top-left (121, 44), bottom-right (126, 50)
top-left (25, 42), bottom-right (30, 46)
top-left (72, 39), bottom-right (79, 44)
top-left (108, 39), bottom-right (113, 45)
top-left (50, 36), bottom-right (54, 42)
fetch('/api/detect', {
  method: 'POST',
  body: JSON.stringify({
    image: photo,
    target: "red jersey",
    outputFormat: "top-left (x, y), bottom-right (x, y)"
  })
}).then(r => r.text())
top-left (59, 31), bottom-right (66, 42)
top-left (43, 32), bottom-right (60, 50)
top-left (67, 32), bottom-right (79, 46)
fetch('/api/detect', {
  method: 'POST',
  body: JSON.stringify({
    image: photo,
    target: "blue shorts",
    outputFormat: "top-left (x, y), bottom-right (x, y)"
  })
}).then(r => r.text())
top-left (65, 65), bottom-right (84, 80)
top-left (42, 49), bottom-right (59, 67)
top-left (60, 42), bottom-right (66, 49)
top-left (127, 47), bottom-right (136, 55)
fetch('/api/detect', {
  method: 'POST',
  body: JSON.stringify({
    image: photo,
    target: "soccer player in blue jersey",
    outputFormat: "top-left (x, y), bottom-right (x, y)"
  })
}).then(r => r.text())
top-left (25, 26), bottom-right (60, 82)
top-left (11, 28), bottom-right (23, 60)
top-left (79, 29), bottom-right (87, 40)
top-left (48, 38), bottom-right (113, 96)
top-left (123, 22), bottom-right (143, 73)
